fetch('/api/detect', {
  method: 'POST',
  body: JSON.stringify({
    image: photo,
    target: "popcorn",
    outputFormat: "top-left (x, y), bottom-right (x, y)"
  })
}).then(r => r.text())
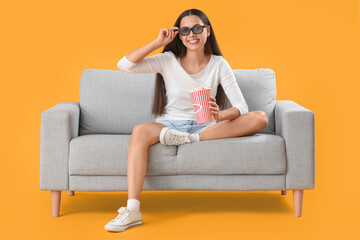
top-left (189, 85), bottom-right (214, 124)
top-left (189, 86), bottom-right (211, 93)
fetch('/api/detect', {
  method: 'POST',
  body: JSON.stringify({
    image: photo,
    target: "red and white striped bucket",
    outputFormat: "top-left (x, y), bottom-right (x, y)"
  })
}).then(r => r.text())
top-left (189, 88), bottom-right (214, 124)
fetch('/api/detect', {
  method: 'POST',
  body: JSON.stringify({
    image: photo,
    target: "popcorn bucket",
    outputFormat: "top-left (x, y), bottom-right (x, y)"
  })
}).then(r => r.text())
top-left (189, 87), bottom-right (214, 124)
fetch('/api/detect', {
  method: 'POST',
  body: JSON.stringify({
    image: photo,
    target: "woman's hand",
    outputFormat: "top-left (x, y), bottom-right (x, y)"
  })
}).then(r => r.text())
top-left (155, 27), bottom-right (179, 47)
top-left (209, 96), bottom-right (223, 121)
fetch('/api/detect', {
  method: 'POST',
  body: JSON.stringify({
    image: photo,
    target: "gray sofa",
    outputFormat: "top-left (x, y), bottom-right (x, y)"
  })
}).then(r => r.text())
top-left (40, 68), bottom-right (315, 218)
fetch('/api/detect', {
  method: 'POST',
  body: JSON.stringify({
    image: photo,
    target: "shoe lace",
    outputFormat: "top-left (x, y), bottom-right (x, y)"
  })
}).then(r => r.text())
top-left (115, 207), bottom-right (132, 222)
top-left (169, 130), bottom-right (190, 144)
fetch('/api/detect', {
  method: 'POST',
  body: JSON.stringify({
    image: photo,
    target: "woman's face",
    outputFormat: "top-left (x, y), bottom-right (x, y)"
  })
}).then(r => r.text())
top-left (179, 15), bottom-right (210, 51)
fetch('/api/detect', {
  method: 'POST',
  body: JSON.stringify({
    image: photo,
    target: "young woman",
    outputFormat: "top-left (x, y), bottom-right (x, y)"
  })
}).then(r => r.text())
top-left (105, 8), bottom-right (268, 232)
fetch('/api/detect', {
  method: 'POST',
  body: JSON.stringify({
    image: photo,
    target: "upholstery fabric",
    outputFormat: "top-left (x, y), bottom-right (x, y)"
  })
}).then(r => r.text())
top-left (40, 101), bottom-right (80, 190)
top-left (275, 100), bottom-right (315, 189)
top-left (69, 134), bottom-right (177, 176)
top-left (68, 133), bottom-right (286, 176)
top-left (69, 175), bottom-right (286, 191)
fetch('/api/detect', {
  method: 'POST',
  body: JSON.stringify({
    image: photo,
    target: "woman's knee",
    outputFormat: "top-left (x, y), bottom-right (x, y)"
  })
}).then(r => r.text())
top-left (131, 122), bottom-right (163, 145)
top-left (253, 111), bottom-right (268, 131)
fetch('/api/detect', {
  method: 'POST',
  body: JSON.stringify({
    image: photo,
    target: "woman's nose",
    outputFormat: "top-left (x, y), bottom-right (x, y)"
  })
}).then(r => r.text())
top-left (189, 31), bottom-right (196, 37)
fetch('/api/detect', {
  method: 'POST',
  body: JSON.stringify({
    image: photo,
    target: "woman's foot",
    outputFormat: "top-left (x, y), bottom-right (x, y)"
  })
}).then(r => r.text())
top-left (159, 127), bottom-right (191, 146)
top-left (105, 207), bottom-right (143, 232)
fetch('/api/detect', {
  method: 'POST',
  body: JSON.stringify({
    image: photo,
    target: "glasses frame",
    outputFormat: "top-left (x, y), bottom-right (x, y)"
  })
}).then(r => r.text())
top-left (175, 24), bottom-right (209, 36)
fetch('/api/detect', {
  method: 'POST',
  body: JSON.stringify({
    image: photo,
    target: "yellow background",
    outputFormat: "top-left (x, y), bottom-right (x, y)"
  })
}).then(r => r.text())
top-left (2, 0), bottom-right (359, 239)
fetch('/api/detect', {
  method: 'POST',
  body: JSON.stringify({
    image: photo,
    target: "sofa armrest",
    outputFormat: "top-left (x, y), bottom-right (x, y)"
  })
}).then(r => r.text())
top-left (275, 100), bottom-right (315, 190)
top-left (40, 101), bottom-right (80, 191)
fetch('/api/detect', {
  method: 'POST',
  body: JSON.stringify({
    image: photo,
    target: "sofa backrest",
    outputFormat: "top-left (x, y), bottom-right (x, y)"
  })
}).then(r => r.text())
top-left (79, 68), bottom-right (276, 135)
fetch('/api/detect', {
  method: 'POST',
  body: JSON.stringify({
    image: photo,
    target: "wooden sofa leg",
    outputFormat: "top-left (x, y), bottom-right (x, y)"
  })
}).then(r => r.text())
top-left (68, 191), bottom-right (74, 196)
top-left (281, 190), bottom-right (287, 195)
top-left (293, 189), bottom-right (303, 217)
top-left (51, 191), bottom-right (61, 217)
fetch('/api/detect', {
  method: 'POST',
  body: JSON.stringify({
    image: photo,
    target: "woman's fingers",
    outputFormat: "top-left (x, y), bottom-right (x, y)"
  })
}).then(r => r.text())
top-left (167, 28), bottom-right (172, 38)
top-left (170, 27), bottom-right (178, 38)
top-left (165, 27), bottom-right (179, 39)
top-left (209, 103), bottom-right (219, 110)
top-left (209, 99), bottom-right (217, 105)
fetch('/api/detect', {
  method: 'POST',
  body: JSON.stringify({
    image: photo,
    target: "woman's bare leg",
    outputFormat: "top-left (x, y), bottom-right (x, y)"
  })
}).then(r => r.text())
top-left (199, 111), bottom-right (268, 141)
top-left (127, 122), bottom-right (167, 201)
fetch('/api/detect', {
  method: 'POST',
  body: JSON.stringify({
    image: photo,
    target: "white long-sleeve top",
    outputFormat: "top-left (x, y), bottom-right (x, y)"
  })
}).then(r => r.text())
top-left (117, 51), bottom-right (248, 121)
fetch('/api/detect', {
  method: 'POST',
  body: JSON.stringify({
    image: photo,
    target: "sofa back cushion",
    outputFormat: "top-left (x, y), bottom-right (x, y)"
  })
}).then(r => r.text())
top-left (229, 69), bottom-right (276, 134)
top-left (79, 68), bottom-right (276, 135)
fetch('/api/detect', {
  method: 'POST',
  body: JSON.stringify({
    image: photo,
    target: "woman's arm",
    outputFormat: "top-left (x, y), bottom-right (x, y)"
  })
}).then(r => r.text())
top-left (117, 39), bottom-right (169, 74)
top-left (117, 27), bottom-right (179, 74)
top-left (125, 39), bottom-right (162, 64)
top-left (219, 58), bottom-right (249, 118)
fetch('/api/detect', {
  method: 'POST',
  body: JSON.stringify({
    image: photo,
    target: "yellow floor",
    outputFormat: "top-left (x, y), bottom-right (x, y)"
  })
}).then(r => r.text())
top-left (3, 188), bottom-right (358, 239)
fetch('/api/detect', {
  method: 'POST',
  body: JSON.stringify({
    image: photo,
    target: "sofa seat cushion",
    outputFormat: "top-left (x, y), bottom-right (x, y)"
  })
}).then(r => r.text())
top-left (177, 134), bottom-right (286, 175)
top-left (69, 134), bottom-right (177, 176)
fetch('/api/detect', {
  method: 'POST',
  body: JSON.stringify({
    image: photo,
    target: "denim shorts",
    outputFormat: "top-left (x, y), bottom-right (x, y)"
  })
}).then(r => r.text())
top-left (155, 119), bottom-right (219, 134)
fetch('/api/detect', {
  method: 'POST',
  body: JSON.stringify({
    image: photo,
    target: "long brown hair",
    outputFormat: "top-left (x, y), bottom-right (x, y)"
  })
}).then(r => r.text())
top-left (152, 8), bottom-right (228, 118)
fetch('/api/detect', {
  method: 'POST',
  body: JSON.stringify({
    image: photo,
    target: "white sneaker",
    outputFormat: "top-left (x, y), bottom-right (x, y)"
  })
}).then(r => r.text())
top-left (104, 207), bottom-right (143, 232)
top-left (159, 127), bottom-right (191, 146)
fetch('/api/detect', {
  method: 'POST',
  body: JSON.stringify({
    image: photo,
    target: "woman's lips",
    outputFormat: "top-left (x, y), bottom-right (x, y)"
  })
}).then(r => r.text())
top-left (188, 39), bottom-right (199, 44)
